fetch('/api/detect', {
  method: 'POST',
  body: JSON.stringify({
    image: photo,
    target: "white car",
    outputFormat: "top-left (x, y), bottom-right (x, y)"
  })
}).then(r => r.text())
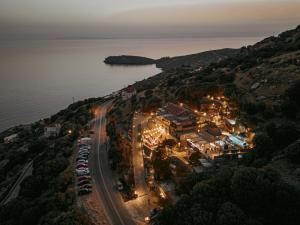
top-left (79, 145), bottom-right (91, 149)
top-left (76, 169), bottom-right (90, 176)
top-left (77, 163), bottom-right (88, 167)
top-left (78, 150), bottom-right (89, 154)
top-left (76, 168), bottom-right (90, 173)
top-left (77, 159), bottom-right (88, 164)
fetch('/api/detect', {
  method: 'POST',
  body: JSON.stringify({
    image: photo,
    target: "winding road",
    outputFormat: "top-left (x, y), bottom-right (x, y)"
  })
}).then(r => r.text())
top-left (90, 101), bottom-right (135, 225)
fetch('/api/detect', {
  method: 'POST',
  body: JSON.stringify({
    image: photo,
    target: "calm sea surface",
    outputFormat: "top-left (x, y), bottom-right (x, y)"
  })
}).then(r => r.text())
top-left (0, 37), bottom-right (262, 131)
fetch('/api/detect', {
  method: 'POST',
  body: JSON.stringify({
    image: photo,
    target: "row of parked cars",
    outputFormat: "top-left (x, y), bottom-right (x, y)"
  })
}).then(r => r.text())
top-left (76, 141), bottom-right (92, 196)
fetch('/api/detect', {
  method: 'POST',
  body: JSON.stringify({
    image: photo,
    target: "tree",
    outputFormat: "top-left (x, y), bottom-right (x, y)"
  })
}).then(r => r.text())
top-left (216, 202), bottom-right (246, 225)
top-left (286, 80), bottom-right (300, 104)
top-left (152, 147), bottom-right (171, 180)
top-left (285, 140), bottom-right (300, 164)
top-left (28, 139), bottom-right (48, 153)
top-left (266, 123), bottom-right (299, 148)
top-left (253, 134), bottom-right (274, 158)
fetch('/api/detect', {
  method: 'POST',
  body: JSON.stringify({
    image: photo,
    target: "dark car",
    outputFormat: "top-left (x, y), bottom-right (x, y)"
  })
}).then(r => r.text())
top-left (78, 150), bottom-right (89, 154)
top-left (79, 184), bottom-right (92, 189)
top-left (78, 188), bottom-right (91, 196)
top-left (76, 165), bottom-right (88, 170)
top-left (78, 180), bottom-right (91, 186)
top-left (78, 176), bottom-right (91, 182)
top-left (78, 153), bottom-right (89, 158)
top-left (76, 157), bottom-right (88, 161)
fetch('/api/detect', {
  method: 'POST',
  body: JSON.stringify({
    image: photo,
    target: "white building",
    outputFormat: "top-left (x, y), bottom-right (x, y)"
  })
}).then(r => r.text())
top-left (44, 124), bottom-right (61, 137)
top-left (121, 85), bottom-right (136, 100)
top-left (4, 134), bottom-right (18, 144)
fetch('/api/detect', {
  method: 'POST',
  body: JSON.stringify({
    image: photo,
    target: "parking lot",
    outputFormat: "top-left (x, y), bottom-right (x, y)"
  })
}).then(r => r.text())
top-left (75, 137), bottom-right (92, 196)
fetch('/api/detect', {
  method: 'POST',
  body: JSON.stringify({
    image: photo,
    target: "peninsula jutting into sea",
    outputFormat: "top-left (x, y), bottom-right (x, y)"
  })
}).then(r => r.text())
top-left (1, 1), bottom-right (300, 225)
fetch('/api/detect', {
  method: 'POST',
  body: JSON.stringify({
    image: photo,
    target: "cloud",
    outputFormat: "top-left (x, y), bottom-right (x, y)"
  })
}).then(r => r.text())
top-left (0, 0), bottom-right (299, 39)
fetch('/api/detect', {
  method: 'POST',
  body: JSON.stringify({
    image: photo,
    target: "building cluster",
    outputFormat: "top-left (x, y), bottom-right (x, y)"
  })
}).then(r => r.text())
top-left (121, 85), bottom-right (137, 100)
top-left (140, 97), bottom-right (255, 180)
top-left (44, 124), bottom-right (61, 137)
top-left (133, 96), bottom-right (255, 202)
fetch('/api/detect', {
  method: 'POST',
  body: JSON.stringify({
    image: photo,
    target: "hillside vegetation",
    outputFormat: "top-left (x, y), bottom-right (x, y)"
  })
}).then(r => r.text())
top-left (0, 98), bottom-right (104, 225)
top-left (107, 25), bottom-right (300, 225)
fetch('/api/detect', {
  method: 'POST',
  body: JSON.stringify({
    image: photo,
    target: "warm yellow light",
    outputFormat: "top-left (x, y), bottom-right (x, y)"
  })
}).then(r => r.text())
top-left (160, 192), bottom-right (166, 199)
top-left (68, 130), bottom-right (72, 134)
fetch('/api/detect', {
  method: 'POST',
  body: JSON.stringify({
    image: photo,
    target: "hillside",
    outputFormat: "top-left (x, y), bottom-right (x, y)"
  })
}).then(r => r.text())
top-left (1, 25), bottom-right (300, 225)
top-left (107, 25), bottom-right (300, 225)
top-left (156, 48), bottom-right (239, 70)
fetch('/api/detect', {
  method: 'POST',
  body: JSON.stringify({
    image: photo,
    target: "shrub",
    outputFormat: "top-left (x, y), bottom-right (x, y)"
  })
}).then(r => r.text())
top-left (285, 140), bottom-right (300, 164)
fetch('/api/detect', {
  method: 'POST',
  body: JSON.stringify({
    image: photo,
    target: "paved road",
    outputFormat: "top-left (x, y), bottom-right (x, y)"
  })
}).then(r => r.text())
top-left (128, 113), bottom-right (155, 224)
top-left (90, 101), bottom-right (135, 225)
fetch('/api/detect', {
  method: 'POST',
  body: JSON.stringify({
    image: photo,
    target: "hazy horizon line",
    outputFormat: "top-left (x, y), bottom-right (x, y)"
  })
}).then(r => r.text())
top-left (0, 35), bottom-right (266, 41)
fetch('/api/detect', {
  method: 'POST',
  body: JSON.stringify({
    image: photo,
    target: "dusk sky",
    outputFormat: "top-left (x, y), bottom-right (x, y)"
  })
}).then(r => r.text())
top-left (1, 0), bottom-right (300, 39)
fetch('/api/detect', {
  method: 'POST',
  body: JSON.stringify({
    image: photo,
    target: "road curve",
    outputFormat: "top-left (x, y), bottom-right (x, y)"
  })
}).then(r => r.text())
top-left (90, 101), bottom-right (135, 225)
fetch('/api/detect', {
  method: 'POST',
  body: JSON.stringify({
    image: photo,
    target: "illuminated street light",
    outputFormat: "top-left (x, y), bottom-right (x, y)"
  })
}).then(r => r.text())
top-left (68, 130), bottom-right (72, 134)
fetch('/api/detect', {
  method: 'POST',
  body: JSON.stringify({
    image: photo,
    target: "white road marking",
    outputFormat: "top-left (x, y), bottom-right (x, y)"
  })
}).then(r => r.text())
top-left (96, 107), bottom-right (126, 225)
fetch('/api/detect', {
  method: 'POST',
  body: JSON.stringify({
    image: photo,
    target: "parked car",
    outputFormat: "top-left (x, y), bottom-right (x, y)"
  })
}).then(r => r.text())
top-left (78, 188), bottom-right (91, 196)
top-left (76, 163), bottom-right (88, 166)
top-left (78, 179), bottom-right (91, 186)
top-left (78, 153), bottom-right (88, 156)
top-left (77, 156), bottom-right (88, 160)
top-left (76, 168), bottom-right (90, 174)
top-left (76, 164), bottom-right (88, 168)
top-left (76, 170), bottom-right (90, 176)
top-left (78, 176), bottom-right (91, 182)
top-left (117, 180), bottom-right (124, 191)
top-left (77, 156), bottom-right (88, 161)
top-left (76, 166), bottom-right (88, 170)
top-left (79, 184), bottom-right (92, 189)
top-left (79, 145), bottom-right (91, 149)
top-left (79, 145), bottom-right (90, 149)
top-left (77, 159), bottom-right (88, 164)
top-left (78, 150), bottom-right (89, 154)
top-left (80, 145), bottom-right (90, 148)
